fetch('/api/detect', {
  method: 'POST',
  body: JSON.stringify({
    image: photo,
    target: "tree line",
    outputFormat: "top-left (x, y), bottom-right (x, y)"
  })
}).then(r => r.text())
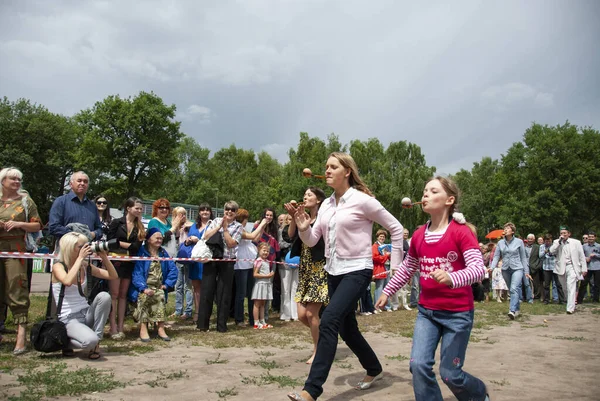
top-left (2, 92), bottom-right (598, 239)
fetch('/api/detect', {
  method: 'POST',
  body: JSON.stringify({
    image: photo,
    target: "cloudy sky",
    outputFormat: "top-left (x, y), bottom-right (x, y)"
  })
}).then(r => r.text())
top-left (1, 0), bottom-right (599, 173)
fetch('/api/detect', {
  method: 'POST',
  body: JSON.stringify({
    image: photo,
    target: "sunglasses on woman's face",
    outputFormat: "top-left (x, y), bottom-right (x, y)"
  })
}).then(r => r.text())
top-left (96, 201), bottom-right (107, 205)
top-left (224, 207), bottom-right (237, 212)
top-left (158, 206), bottom-right (170, 210)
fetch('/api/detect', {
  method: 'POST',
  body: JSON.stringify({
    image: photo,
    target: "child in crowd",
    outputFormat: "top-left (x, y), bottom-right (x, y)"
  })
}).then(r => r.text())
top-left (491, 260), bottom-right (508, 302)
top-left (377, 176), bottom-right (489, 401)
top-left (252, 242), bottom-right (275, 329)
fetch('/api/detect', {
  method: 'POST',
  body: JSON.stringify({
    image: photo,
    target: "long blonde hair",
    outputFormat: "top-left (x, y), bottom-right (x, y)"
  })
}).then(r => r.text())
top-left (328, 152), bottom-right (373, 196)
top-left (57, 232), bottom-right (88, 269)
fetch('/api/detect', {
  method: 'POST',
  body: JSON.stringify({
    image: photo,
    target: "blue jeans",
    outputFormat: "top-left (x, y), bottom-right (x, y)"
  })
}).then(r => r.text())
top-left (410, 306), bottom-right (487, 401)
top-left (175, 264), bottom-right (193, 316)
top-left (234, 268), bottom-right (254, 325)
top-left (304, 269), bottom-right (382, 400)
top-left (502, 268), bottom-right (523, 313)
top-left (410, 272), bottom-right (420, 306)
top-left (374, 278), bottom-right (389, 310)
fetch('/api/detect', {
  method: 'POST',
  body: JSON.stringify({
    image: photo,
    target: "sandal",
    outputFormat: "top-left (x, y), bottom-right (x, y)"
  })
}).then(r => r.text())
top-left (287, 391), bottom-right (314, 401)
top-left (88, 346), bottom-right (101, 360)
top-left (13, 348), bottom-right (28, 356)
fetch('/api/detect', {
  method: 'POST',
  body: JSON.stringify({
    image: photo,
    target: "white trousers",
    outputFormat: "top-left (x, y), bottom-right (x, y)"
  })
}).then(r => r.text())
top-left (565, 264), bottom-right (578, 313)
top-left (279, 265), bottom-right (298, 320)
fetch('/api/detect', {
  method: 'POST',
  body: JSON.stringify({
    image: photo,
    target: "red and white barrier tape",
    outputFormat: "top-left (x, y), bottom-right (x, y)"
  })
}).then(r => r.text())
top-left (0, 251), bottom-right (298, 266)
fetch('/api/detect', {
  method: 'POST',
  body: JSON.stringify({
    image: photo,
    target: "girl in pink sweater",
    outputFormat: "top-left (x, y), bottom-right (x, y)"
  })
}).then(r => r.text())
top-left (376, 176), bottom-right (489, 401)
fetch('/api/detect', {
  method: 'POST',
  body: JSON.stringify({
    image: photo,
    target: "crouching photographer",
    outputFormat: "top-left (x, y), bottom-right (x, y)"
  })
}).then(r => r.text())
top-left (51, 232), bottom-right (118, 359)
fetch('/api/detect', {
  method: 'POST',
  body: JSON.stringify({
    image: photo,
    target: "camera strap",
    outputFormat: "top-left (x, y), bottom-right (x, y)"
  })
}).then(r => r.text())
top-left (75, 261), bottom-right (91, 300)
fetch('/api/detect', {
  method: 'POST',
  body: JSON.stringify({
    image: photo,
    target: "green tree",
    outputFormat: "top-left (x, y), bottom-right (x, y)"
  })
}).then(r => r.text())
top-left (75, 91), bottom-right (184, 203)
top-left (150, 135), bottom-right (212, 206)
top-left (453, 157), bottom-right (503, 237)
top-left (280, 133), bottom-right (345, 206)
top-left (0, 97), bottom-right (78, 219)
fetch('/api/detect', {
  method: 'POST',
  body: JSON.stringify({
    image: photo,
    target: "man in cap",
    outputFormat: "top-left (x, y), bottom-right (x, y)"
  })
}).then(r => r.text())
top-left (549, 225), bottom-right (587, 314)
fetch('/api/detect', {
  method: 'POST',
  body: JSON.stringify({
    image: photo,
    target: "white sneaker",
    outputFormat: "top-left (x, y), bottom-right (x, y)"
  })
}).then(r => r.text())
top-left (391, 307), bottom-right (399, 311)
top-left (387, 308), bottom-right (393, 312)
top-left (507, 311), bottom-right (515, 320)
top-left (404, 305), bottom-right (412, 311)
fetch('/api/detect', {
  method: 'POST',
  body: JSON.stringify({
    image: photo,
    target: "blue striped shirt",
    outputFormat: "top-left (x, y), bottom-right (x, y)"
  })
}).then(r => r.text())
top-left (583, 242), bottom-right (600, 271)
top-left (539, 244), bottom-right (556, 271)
top-left (48, 190), bottom-right (102, 240)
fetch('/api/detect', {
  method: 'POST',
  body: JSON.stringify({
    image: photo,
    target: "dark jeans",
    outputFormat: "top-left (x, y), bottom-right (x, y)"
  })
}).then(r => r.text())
top-left (304, 269), bottom-right (382, 400)
top-left (234, 268), bottom-right (255, 325)
top-left (530, 270), bottom-right (543, 299)
top-left (577, 270), bottom-right (600, 303)
top-left (543, 270), bottom-right (564, 303)
top-left (197, 261), bottom-right (235, 332)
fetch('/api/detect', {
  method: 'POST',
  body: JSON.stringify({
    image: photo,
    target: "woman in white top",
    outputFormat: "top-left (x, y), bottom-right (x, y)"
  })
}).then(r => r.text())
top-left (52, 232), bottom-right (117, 359)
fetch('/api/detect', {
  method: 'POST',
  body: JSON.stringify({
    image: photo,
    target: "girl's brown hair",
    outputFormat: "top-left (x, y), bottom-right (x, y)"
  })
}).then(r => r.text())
top-left (426, 175), bottom-right (460, 215)
top-left (124, 197), bottom-right (146, 241)
top-left (257, 242), bottom-right (270, 253)
top-left (328, 152), bottom-right (373, 196)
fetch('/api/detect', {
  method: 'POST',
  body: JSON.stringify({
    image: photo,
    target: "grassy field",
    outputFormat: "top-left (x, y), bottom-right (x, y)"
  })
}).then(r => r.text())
top-left (1, 294), bottom-right (598, 401)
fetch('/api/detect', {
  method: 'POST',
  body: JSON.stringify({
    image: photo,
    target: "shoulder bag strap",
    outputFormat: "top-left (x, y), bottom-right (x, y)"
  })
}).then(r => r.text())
top-left (201, 220), bottom-right (213, 241)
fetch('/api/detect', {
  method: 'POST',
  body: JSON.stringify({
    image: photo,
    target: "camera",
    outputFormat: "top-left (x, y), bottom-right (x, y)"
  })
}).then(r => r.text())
top-left (88, 238), bottom-right (119, 253)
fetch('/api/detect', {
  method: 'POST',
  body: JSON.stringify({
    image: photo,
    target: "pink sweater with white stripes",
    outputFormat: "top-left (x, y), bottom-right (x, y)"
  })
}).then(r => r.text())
top-left (383, 220), bottom-right (485, 312)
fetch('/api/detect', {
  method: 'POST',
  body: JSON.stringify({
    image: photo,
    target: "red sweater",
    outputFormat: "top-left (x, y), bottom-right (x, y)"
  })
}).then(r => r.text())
top-left (384, 221), bottom-right (484, 312)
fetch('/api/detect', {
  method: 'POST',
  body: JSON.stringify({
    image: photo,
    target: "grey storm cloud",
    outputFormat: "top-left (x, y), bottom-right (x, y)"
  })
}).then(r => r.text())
top-left (1, 0), bottom-right (599, 173)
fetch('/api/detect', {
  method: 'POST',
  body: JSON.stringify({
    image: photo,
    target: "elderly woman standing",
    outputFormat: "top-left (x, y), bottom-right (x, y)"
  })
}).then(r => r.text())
top-left (197, 201), bottom-right (244, 333)
top-left (0, 167), bottom-right (43, 355)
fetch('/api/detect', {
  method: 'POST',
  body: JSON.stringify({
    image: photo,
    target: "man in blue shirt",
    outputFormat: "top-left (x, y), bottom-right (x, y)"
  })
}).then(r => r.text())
top-left (48, 171), bottom-right (102, 243)
top-left (577, 231), bottom-right (600, 304)
top-left (539, 233), bottom-right (564, 304)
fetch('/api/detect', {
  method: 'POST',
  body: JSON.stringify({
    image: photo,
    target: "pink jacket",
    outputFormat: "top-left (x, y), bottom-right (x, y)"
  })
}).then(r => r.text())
top-left (299, 188), bottom-right (403, 269)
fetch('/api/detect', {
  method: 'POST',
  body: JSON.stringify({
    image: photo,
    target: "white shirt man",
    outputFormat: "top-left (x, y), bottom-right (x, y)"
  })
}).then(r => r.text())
top-left (549, 226), bottom-right (587, 314)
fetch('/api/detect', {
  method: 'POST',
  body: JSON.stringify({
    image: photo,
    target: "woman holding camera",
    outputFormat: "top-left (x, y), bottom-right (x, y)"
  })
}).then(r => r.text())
top-left (128, 228), bottom-right (178, 341)
top-left (0, 167), bottom-right (43, 355)
top-left (51, 232), bottom-right (117, 359)
top-left (106, 197), bottom-right (145, 339)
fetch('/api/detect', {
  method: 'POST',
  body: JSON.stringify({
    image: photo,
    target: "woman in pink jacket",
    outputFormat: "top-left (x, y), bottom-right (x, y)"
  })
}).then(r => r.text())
top-left (287, 152), bottom-right (403, 401)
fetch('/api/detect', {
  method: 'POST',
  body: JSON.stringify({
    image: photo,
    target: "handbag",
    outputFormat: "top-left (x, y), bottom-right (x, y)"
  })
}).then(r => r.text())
top-left (191, 221), bottom-right (213, 259)
top-left (30, 266), bottom-right (69, 353)
top-left (284, 250), bottom-right (300, 269)
top-left (205, 230), bottom-right (224, 259)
